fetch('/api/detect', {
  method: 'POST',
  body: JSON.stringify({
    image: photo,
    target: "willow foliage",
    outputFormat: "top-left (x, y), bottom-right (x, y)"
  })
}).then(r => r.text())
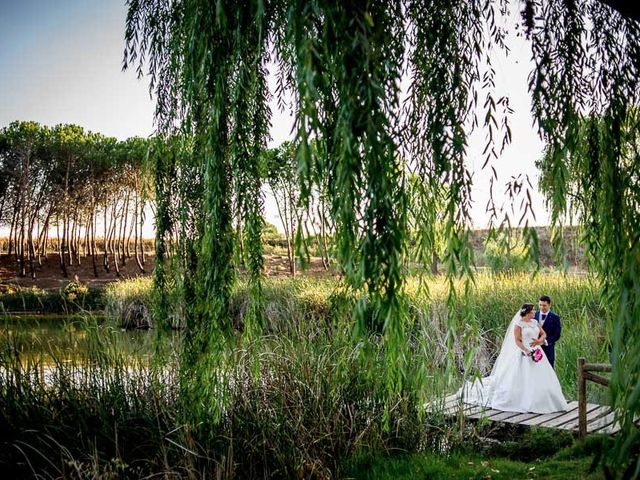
top-left (126, 0), bottom-right (640, 474)
top-left (529, 1), bottom-right (640, 475)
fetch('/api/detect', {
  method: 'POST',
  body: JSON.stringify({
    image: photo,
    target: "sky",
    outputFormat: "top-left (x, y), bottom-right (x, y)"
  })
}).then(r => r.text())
top-left (0, 0), bottom-right (550, 233)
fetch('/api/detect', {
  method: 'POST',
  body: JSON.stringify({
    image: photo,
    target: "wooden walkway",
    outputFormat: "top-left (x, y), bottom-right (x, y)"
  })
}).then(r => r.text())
top-left (429, 394), bottom-right (622, 435)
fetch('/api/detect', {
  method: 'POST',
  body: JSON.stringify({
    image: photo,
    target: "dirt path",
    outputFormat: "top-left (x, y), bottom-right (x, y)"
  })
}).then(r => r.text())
top-left (0, 253), bottom-right (335, 291)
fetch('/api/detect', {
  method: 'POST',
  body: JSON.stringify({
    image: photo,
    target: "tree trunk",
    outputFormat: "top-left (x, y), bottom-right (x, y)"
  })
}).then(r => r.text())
top-left (121, 191), bottom-right (131, 262)
top-left (37, 208), bottom-right (53, 264)
top-left (57, 215), bottom-right (67, 277)
top-left (273, 189), bottom-right (294, 276)
top-left (111, 200), bottom-right (121, 276)
top-left (317, 202), bottom-right (329, 270)
top-left (139, 199), bottom-right (146, 265)
top-left (103, 204), bottom-right (111, 273)
top-left (133, 192), bottom-right (145, 272)
top-left (8, 196), bottom-right (19, 257)
top-left (90, 205), bottom-right (97, 277)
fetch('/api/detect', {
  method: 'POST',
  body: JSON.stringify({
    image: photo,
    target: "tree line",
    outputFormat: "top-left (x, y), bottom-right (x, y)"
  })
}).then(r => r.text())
top-left (0, 121), bottom-right (342, 280)
top-left (0, 121), bottom-right (151, 279)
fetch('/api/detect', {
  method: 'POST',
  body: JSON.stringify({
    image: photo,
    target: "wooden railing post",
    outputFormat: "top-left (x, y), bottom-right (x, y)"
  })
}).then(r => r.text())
top-left (578, 357), bottom-right (587, 437)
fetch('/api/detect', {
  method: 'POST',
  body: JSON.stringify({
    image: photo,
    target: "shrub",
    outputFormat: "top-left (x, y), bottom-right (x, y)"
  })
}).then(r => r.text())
top-left (483, 236), bottom-right (536, 274)
top-left (103, 277), bottom-right (154, 329)
top-left (0, 283), bottom-right (103, 314)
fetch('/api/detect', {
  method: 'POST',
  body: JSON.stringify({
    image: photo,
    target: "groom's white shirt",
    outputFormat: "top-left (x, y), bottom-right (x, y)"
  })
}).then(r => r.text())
top-left (539, 311), bottom-right (550, 345)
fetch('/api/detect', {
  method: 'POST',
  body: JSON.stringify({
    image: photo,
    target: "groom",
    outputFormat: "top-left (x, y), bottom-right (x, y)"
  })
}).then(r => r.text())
top-left (533, 295), bottom-right (561, 368)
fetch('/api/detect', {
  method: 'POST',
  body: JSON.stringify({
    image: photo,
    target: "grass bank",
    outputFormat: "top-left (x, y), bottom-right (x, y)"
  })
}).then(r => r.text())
top-left (344, 432), bottom-right (611, 479)
top-left (0, 282), bottom-right (104, 313)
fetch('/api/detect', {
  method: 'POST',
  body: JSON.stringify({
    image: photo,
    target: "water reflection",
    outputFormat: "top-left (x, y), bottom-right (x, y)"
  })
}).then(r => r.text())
top-left (0, 314), bottom-right (178, 363)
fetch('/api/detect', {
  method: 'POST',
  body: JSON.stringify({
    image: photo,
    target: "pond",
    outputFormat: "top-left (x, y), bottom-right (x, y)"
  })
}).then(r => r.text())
top-left (0, 313), bottom-right (176, 363)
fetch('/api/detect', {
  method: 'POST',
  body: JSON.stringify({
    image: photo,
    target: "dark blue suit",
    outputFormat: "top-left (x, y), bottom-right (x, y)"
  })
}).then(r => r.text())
top-left (534, 310), bottom-right (561, 368)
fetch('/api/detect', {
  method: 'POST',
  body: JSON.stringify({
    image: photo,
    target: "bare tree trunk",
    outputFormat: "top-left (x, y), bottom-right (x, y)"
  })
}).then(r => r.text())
top-left (109, 200), bottom-right (121, 276)
top-left (133, 192), bottom-right (145, 272)
top-left (431, 251), bottom-right (439, 275)
top-left (69, 215), bottom-right (75, 265)
top-left (273, 191), bottom-right (294, 276)
top-left (0, 194), bottom-right (6, 252)
top-left (18, 211), bottom-right (26, 276)
top-left (28, 232), bottom-right (36, 279)
top-left (121, 191), bottom-right (131, 262)
top-left (126, 201), bottom-right (136, 260)
top-left (287, 187), bottom-right (297, 276)
top-left (139, 200), bottom-right (146, 265)
top-left (57, 215), bottom-right (67, 277)
top-left (112, 221), bottom-right (121, 276)
top-left (90, 204), bottom-right (98, 277)
top-left (8, 196), bottom-right (19, 257)
top-left (37, 208), bottom-right (53, 264)
top-left (103, 204), bottom-right (111, 273)
top-left (317, 202), bottom-right (329, 270)
top-left (27, 206), bottom-right (41, 279)
top-left (116, 194), bottom-right (129, 267)
top-left (83, 210), bottom-right (90, 258)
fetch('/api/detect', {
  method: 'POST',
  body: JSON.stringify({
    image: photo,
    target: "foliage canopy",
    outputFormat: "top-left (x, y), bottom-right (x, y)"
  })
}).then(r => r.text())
top-left (125, 1), bottom-right (640, 475)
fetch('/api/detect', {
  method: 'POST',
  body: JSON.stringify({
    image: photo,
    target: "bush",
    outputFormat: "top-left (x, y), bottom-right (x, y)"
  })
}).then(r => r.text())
top-left (483, 236), bottom-right (536, 274)
top-left (103, 277), bottom-right (154, 329)
top-left (0, 282), bottom-right (103, 314)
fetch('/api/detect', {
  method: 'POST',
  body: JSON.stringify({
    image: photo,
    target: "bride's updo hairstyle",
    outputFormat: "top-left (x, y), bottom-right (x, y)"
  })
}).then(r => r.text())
top-left (520, 303), bottom-right (534, 317)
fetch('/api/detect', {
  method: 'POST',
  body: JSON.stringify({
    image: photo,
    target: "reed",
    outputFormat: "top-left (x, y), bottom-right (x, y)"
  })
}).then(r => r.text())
top-left (1, 272), bottom-right (607, 477)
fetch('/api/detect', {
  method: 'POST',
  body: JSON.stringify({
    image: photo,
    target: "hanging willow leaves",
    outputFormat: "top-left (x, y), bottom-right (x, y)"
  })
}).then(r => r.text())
top-left (529, 1), bottom-right (640, 476)
top-left (126, 0), bottom-right (640, 473)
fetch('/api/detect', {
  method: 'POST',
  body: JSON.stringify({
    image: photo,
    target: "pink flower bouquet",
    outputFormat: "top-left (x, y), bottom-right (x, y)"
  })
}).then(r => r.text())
top-left (532, 348), bottom-right (544, 363)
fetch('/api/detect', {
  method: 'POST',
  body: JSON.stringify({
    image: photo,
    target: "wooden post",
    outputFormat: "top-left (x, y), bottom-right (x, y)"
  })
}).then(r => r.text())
top-left (578, 357), bottom-right (587, 437)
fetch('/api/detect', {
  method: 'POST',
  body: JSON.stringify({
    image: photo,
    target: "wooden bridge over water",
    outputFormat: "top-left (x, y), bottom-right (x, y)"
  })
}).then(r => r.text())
top-left (430, 358), bottom-right (622, 436)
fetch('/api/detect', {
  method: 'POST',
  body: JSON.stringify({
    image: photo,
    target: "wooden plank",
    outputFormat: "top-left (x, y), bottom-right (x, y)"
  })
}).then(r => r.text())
top-left (424, 392), bottom-right (623, 437)
top-left (599, 422), bottom-right (621, 435)
top-left (578, 357), bottom-right (587, 436)
top-left (484, 410), bottom-right (523, 422)
top-left (468, 408), bottom-right (504, 420)
top-left (588, 412), bottom-right (617, 433)
top-left (425, 393), bottom-right (458, 413)
top-left (425, 393), bottom-right (457, 410)
top-left (584, 363), bottom-right (612, 372)
top-left (595, 414), bottom-right (640, 435)
top-left (519, 401), bottom-right (578, 426)
top-left (583, 371), bottom-right (610, 387)
top-left (443, 401), bottom-right (478, 416)
top-left (465, 405), bottom-right (490, 417)
top-left (559, 406), bottom-right (611, 431)
top-left (500, 412), bottom-right (540, 424)
top-left (537, 405), bottom-right (599, 429)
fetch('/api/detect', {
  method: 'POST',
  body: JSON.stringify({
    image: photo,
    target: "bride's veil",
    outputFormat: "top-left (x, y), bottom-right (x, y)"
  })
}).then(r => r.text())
top-left (489, 310), bottom-right (522, 378)
top-left (458, 309), bottom-right (524, 406)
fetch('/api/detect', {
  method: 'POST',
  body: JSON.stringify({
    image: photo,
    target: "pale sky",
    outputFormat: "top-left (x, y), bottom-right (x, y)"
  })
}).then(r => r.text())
top-left (0, 0), bottom-right (550, 233)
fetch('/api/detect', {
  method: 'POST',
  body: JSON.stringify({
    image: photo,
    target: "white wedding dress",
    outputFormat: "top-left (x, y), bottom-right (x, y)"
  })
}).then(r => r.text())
top-left (458, 312), bottom-right (569, 413)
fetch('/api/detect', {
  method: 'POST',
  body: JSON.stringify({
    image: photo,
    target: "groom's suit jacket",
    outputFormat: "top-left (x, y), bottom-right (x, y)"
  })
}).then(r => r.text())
top-left (534, 310), bottom-right (561, 368)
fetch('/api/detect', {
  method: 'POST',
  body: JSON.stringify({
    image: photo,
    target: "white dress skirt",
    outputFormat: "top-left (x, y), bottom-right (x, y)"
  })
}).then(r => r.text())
top-left (459, 319), bottom-right (569, 414)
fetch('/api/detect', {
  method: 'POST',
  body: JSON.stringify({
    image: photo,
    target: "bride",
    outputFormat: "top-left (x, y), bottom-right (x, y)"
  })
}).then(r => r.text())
top-left (458, 303), bottom-right (569, 413)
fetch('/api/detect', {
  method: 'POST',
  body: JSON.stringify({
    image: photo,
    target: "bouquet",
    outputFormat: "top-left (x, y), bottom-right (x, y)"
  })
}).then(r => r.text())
top-left (522, 347), bottom-right (544, 362)
top-left (531, 348), bottom-right (544, 363)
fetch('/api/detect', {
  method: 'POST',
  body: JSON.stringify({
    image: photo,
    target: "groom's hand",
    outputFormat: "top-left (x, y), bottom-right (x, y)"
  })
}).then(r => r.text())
top-left (530, 339), bottom-right (544, 346)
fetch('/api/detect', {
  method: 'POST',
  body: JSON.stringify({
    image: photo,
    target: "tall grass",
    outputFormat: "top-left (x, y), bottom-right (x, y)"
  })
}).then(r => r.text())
top-left (106, 273), bottom-right (607, 397)
top-left (1, 272), bottom-right (608, 478)
top-left (0, 317), bottom-right (428, 478)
